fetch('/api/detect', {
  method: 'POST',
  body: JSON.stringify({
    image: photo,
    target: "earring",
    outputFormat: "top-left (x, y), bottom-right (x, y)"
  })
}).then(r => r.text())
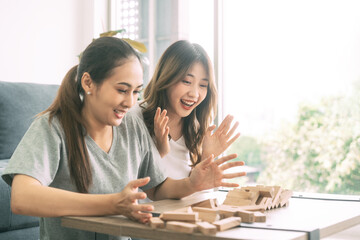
top-left (86, 91), bottom-right (91, 95)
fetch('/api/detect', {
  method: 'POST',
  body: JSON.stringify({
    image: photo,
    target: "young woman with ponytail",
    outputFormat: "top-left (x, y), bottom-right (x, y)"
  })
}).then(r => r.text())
top-left (2, 37), bottom-right (245, 240)
top-left (132, 40), bottom-right (241, 180)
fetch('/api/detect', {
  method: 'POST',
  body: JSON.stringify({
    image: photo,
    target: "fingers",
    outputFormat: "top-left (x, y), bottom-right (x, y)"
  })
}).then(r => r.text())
top-left (226, 121), bottom-right (240, 140)
top-left (222, 172), bottom-right (247, 179)
top-left (128, 177), bottom-right (151, 190)
top-left (206, 125), bottom-right (216, 136)
top-left (216, 115), bottom-right (233, 134)
top-left (219, 160), bottom-right (245, 171)
top-left (219, 182), bottom-right (240, 188)
top-left (198, 154), bottom-right (214, 167)
top-left (214, 153), bottom-right (238, 166)
top-left (131, 204), bottom-right (154, 223)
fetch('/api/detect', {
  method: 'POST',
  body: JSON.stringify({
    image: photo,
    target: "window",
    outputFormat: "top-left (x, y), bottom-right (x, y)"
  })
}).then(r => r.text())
top-left (188, 0), bottom-right (360, 195)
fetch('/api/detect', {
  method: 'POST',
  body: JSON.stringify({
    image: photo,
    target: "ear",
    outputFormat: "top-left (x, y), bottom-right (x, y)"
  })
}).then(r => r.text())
top-left (81, 72), bottom-right (93, 93)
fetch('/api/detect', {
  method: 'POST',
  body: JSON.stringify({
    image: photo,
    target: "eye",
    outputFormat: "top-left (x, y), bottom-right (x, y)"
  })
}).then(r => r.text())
top-left (182, 80), bottom-right (191, 85)
top-left (200, 84), bottom-right (208, 88)
top-left (118, 89), bottom-right (127, 93)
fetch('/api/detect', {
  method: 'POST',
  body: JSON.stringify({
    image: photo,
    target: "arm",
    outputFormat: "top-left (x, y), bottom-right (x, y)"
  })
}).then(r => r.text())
top-left (153, 107), bottom-right (170, 157)
top-left (202, 114), bottom-right (241, 159)
top-left (144, 153), bottom-right (246, 200)
top-left (11, 175), bottom-right (154, 223)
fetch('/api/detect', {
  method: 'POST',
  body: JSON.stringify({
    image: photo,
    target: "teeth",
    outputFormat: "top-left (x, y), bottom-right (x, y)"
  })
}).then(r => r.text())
top-left (181, 100), bottom-right (195, 107)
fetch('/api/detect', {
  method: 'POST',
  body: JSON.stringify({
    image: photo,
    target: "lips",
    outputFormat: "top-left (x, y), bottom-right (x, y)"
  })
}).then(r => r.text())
top-left (181, 99), bottom-right (196, 107)
top-left (114, 109), bottom-right (126, 119)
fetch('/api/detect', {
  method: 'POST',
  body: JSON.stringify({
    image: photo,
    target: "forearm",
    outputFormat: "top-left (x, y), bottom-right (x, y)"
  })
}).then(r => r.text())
top-left (150, 177), bottom-right (197, 200)
top-left (11, 175), bottom-right (115, 217)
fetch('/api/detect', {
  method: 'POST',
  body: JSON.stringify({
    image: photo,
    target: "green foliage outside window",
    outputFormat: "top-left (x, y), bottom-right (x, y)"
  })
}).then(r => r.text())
top-left (229, 82), bottom-right (360, 195)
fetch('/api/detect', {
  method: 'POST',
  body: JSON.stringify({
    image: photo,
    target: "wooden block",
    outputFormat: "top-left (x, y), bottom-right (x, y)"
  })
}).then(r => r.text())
top-left (213, 217), bottom-right (241, 231)
top-left (192, 207), bottom-right (220, 222)
top-left (235, 205), bottom-right (265, 213)
top-left (279, 189), bottom-right (293, 207)
top-left (191, 198), bottom-right (218, 209)
top-left (196, 221), bottom-right (217, 235)
top-left (223, 197), bottom-right (252, 206)
top-left (198, 212), bottom-right (220, 223)
top-left (160, 212), bottom-right (198, 222)
top-left (173, 206), bottom-right (193, 213)
top-left (166, 221), bottom-right (198, 233)
top-left (235, 210), bottom-right (255, 223)
top-left (149, 217), bottom-right (165, 229)
top-left (226, 190), bottom-right (257, 199)
top-left (192, 207), bottom-right (218, 213)
top-left (254, 211), bottom-right (266, 222)
top-left (270, 186), bottom-right (282, 208)
top-left (216, 205), bottom-right (237, 218)
top-left (243, 186), bottom-right (274, 198)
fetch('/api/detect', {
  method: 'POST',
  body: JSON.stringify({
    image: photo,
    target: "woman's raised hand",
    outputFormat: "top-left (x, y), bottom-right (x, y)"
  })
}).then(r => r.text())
top-left (113, 177), bottom-right (154, 223)
top-left (202, 115), bottom-right (240, 159)
top-left (189, 154), bottom-right (246, 191)
top-left (153, 107), bottom-right (170, 157)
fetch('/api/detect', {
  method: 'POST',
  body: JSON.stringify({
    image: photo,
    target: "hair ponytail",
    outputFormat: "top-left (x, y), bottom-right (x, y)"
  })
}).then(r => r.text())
top-left (43, 65), bottom-right (92, 193)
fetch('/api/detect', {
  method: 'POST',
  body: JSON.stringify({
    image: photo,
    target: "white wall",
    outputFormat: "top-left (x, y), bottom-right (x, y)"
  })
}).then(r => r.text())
top-left (0, 0), bottom-right (108, 84)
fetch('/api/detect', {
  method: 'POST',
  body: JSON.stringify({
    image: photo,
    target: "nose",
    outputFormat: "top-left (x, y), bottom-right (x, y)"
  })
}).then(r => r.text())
top-left (188, 85), bottom-right (200, 98)
top-left (122, 93), bottom-right (137, 108)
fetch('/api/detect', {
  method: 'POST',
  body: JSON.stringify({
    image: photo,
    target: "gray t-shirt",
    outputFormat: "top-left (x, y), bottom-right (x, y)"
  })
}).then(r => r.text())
top-left (2, 112), bottom-right (167, 240)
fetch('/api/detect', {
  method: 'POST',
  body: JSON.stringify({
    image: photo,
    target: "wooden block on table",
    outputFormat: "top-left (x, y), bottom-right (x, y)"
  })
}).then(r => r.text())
top-left (173, 206), bottom-right (193, 213)
top-left (270, 186), bottom-right (282, 208)
top-left (198, 212), bottom-right (220, 223)
top-left (213, 217), bottom-right (241, 231)
top-left (192, 207), bottom-right (218, 213)
top-left (279, 189), bottom-right (293, 207)
top-left (223, 197), bottom-right (252, 206)
top-left (216, 205), bottom-right (237, 218)
top-left (235, 205), bottom-right (265, 213)
top-left (191, 198), bottom-right (218, 209)
top-left (235, 210), bottom-right (255, 223)
top-left (253, 211), bottom-right (266, 222)
top-left (226, 190), bottom-right (258, 200)
top-left (196, 221), bottom-right (217, 235)
top-left (149, 217), bottom-right (165, 229)
top-left (166, 221), bottom-right (198, 234)
top-left (160, 212), bottom-right (198, 222)
top-left (192, 206), bottom-right (220, 222)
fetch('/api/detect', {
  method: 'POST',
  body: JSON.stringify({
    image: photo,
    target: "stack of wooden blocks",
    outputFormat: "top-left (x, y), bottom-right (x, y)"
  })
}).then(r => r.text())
top-left (148, 185), bottom-right (293, 235)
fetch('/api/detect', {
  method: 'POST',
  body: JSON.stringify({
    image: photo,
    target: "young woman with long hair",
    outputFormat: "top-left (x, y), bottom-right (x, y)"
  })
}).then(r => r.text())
top-left (132, 40), bottom-right (240, 179)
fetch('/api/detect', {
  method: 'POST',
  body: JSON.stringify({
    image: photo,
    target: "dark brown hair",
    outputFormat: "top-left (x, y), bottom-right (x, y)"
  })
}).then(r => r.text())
top-left (142, 40), bottom-right (217, 167)
top-left (41, 37), bottom-right (141, 193)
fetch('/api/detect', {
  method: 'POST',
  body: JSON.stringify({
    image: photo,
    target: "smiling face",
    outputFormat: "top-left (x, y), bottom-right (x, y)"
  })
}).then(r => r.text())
top-left (166, 62), bottom-right (209, 120)
top-left (82, 58), bottom-right (143, 129)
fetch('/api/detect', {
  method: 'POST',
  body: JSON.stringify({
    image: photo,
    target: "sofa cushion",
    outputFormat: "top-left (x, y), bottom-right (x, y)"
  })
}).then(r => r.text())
top-left (0, 160), bottom-right (39, 232)
top-left (0, 81), bottom-right (59, 159)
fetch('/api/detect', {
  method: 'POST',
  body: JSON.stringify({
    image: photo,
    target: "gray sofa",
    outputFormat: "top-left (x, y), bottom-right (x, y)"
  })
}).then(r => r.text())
top-left (0, 81), bottom-right (59, 239)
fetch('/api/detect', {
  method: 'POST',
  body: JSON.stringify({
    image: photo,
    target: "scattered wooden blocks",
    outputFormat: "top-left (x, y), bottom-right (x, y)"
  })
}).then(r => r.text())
top-left (148, 185), bottom-right (291, 236)
top-left (213, 217), bottom-right (241, 231)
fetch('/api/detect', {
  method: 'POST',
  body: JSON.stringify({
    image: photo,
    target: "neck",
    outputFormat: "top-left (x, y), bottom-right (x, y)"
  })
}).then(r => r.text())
top-left (166, 112), bottom-right (183, 141)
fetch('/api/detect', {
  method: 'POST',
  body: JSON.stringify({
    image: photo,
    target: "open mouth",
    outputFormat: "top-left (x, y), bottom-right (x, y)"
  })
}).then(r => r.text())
top-left (114, 109), bottom-right (126, 118)
top-left (181, 99), bottom-right (196, 107)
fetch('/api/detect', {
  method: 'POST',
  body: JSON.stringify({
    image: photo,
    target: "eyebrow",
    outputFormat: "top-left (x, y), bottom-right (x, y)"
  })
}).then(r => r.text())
top-left (187, 73), bottom-right (209, 82)
top-left (117, 82), bottom-right (143, 88)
